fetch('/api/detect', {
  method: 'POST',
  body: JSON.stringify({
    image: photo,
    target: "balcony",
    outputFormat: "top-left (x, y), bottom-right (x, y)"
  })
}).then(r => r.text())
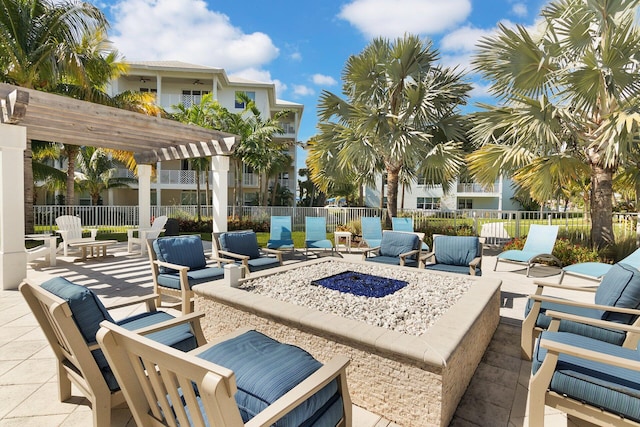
top-left (456, 182), bottom-right (499, 194)
top-left (278, 121), bottom-right (296, 137)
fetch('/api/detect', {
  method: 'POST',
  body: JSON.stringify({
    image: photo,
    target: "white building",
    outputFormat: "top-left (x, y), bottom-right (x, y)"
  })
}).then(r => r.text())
top-left (37, 60), bottom-right (303, 207)
top-left (364, 176), bottom-right (520, 211)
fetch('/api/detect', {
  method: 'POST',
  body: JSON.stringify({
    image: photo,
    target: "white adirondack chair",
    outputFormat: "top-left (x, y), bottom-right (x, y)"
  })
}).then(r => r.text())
top-left (55, 215), bottom-right (98, 256)
top-left (127, 215), bottom-right (168, 255)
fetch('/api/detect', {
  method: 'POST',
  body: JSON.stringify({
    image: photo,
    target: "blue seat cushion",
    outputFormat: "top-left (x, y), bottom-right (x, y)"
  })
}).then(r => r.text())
top-left (365, 255), bottom-right (419, 267)
top-left (563, 262), bottom-right (613, 279)
top-left (434, 236), bottom-right (479, 266)
top-left (220, 231), bottom-right (261, 259)
top-left (378, 232), bottom-right (419, 258)
top-left (246, 257), bottom-right (281, 272)
top-left (497, 249), bottom-right (541, 263)
top-left (525, 298), bottom-right (626, 345)
top-left (41, 277), bottom-right (114, 343)
top-left (196, 330), bottom-right (341, 426)
top-left (267, 239), bottom-right (294, 249)
top-left (157, 266), bottom-right (225, 290)
top-left (424, 263), bottom-right (480, 276)
top-left (594, 263), bottom-right (640, 323)
top-left (153, 235), bottom-right (207, 274)
top-left (306, 239), bottom-right (333, 250)
top-left (533, 331), bottom-right (640, 422)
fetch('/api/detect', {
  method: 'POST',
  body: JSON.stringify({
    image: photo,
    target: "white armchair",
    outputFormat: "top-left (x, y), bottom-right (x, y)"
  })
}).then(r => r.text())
top-left (55, 215), bottom-right (98, 256)
top-left (127, 215), bottom-right (168, 255)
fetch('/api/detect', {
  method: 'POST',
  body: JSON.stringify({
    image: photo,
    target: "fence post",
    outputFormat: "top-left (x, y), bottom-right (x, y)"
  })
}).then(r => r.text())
top-left (515, 211), bottom-right (521, 238)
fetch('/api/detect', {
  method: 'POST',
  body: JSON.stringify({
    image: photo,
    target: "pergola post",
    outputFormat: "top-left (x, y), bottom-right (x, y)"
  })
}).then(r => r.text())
top-left (211, 155), bottom-right (229, 233)
top-left (0, 123), bottom-right (27, 290)
top-left (138, 164), bottom-right (152, 229)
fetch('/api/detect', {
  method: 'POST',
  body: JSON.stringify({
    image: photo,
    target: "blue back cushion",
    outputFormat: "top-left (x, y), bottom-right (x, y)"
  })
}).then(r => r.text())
top-left (594, 263), bottom-right (640, 322)
top-left (434, 236), bottom-right (479, 266)
top-left (153, 235), bottom-right (206, 274)
top-left (219, 231), bottom-right (260, 259)
top-left (41, 277), bottom-right (114, 343)
top-left (379, 231), bottom-right (419, 257)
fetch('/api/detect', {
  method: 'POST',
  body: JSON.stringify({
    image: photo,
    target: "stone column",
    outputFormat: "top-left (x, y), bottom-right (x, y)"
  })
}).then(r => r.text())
top-left (0, 123), bottom-right (27, 289)
top-left (211, 155), bottom-right (229, 233)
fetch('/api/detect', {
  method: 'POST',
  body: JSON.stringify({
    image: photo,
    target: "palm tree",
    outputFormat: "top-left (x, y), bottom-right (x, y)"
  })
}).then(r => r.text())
top-left (0, 0), bottom-right (108, 232)
top-left (75, 146), bottom-right (135, 205)
top-left (315, 34), bottom-right (471, 219)
top-left (469, 0), bottom-right (640, 249)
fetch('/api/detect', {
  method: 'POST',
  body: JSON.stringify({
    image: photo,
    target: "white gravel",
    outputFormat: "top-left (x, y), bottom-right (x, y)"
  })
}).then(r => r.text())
top-left (239, 261), bottom-right (473, 336)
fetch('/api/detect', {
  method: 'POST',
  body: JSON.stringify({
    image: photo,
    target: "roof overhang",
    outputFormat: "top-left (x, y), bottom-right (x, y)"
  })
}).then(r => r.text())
top-left (0, 83), bottom-right (239, 164)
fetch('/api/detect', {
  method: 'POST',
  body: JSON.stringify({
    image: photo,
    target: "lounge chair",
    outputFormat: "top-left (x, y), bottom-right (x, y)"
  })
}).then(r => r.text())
top-left (213, 230), bottom-right (283, 276)
top-left (362, 230), bottom-right (422, 267)
top-left (127, 215), bottom-right (167, 255)
top-left (148, 235), bottom-right (231, 314)
top-left (266, 215), bottom-right (294, 251)
top-left (521, 262), bottom-right (640, 360)
top-left (97, 323), bottom-right (353, 427)
top-left (529, 310), bottom-right (640, 426)
top-left (494, 224), bottom-right (561, 276)
top-left (305, 216), bottom-right (334, 256)
top-left (361, 216), bottom-right (383, 248)
top-left (421, 234), bottom-right (485, 276)
top-left (479, 222), bottom-right (510, 246)
top-left (55, 215), bottom-right (98, 256)
top-left (391, 217), bottom-right (429, 250)
top-left (19, 276), bottom-right (206, 427)
top-left (559, 248), bottom-right (640, 283)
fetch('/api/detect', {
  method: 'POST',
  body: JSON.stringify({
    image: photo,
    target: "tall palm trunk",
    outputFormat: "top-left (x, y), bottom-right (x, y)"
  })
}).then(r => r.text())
top-left (24, 140), bottom-right (34, 234)
top-left (66, 145), bottom-right (79, 206)
top-left (590, 163), bottom-right (615, 249)
top-left (386, 167), bottom-right (400, 219)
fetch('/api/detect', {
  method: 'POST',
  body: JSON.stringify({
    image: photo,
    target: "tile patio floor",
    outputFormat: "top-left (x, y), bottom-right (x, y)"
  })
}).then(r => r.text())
top-left (0, 242), bottom-right (599, 426)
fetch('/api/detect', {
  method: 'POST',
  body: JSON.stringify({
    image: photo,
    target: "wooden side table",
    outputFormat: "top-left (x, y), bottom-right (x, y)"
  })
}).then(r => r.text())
top-left (334, 231), bottom-right (352, 253)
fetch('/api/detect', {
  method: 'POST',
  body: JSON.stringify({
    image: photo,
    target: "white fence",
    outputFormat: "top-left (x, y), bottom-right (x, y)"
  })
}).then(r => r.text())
top-left (32, 205), bottom-right (639, 242)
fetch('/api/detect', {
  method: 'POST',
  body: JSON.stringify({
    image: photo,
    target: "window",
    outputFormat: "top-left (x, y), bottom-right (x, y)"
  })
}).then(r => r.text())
top-left (139, 88), bottom-right (157, 93)
top-left (235, 91), bottom-right (256, 108)
top-left (181, 90), bottom-right (210, 108)
top-left (181, 190), bottom-right (206, 205)
top-left (417, 197), bottom-right (440, 210)
top-left (458, 198), bottom-right (473, 209)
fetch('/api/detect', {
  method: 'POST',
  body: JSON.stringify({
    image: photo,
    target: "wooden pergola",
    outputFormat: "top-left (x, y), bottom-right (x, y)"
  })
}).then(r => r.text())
top-left (0, 83), bottom-right (240, 289)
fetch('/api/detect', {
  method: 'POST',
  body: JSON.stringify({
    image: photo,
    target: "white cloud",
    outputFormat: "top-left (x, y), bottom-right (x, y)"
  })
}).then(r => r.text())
top-left (312, 74), bottom-right (337, 86)
top-left (109, 0), bottom-right (279, 72)
top-left (230, 68), bottom-right (288, 96)
top-left (438, 25), bottom-right (495, 71)
top-left (293, 85), bottom-right (315, 97)
top-left (338, 0), bottom-right (471, 39)
top-left (511, 3), bottom-right (528, 17)
top-left (290, 52), bottom-right (302, 61)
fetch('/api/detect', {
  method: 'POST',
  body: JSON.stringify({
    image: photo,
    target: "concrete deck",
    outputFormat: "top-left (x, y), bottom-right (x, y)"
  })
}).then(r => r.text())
top-left (1, 242), bottom-right (597, 426)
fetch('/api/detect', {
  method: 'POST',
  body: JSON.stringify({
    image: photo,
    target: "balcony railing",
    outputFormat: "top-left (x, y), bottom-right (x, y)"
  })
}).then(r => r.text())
top-left (456, 182), bottom-right (499, 193)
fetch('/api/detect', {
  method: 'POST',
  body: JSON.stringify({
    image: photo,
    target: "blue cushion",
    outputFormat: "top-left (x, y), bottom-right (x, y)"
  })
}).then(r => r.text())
top-left (157, 266), bottom-right (225, 290)
top-left (365, 255), bottom-right (419, 267)
top-left (533, 331), bottom-right (640, 422)
top-left (41, 277), bottom-right (114, 343)
top-left (562, 262), bottom-right (613, 279)
top-left (153, 235), bottom-right (207, 274)
top-left (196, 330), bottom-right (340, 426)
top-left (434, 236), bottom-right (479, 266)
top-left (424, 263), bottom-right (480, 276)
top-left (246, 257), bottom-right (281, 272)
top-left (306, 239), bottom-right (333, 250)
top-left (497, 249), bottom-right (540, 262)
top-left (378, 231), bottom-right (419, 258)
top-left (219, 231), bottom-right (261, 259)
top-left (524, 298), bottom-right (626, 345)
top-left (595, 263), bottom-right (640, 323)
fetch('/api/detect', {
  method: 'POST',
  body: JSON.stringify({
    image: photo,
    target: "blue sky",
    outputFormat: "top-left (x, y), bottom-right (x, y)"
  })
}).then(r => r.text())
top-left (96, 0), bottom-right (552, 168)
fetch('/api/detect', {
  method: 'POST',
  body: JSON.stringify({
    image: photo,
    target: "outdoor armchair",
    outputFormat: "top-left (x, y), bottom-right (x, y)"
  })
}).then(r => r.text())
top-left (148, 235), bottom-right (231, 314)
top-left (529, 310), bottom-right (640, 426)
top-left (97, 323), bottom-right (353, 427)
top-left (494, 224), bottom-right (561, 276)
top-left (266, 215), bottom-right (295, 251)
top-left (559, 248), bottom-right (640, 283)
top-left (19, 276), bottom-right (206, 427)
top-left (305, 216), bottom-right (334, 256)
top-left (362, 230), bottom-right (422, 267)
top-left (391, 217), bottom-right (429, 251)
top-left (521, 262), bottom-right (640, 360)
top-left (214, 230), bottom-right (283, 276)
top-left (127, 215), bottom-right (167, 255)
top-left (420, 235), bottom-right (485, 276)
top-left (55, 215), bottom-right (98, 256)
top-left (360, 216), bottom-right (383, 248)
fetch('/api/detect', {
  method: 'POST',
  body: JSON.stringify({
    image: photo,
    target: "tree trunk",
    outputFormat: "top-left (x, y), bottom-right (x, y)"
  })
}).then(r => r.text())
top-left (66, 145), bottom-right (78, 206)
top-left (24, 139), bottom-right (34, 234)
top-left (386, 166), bottom-right (400, 219)
top-left (590, 163), bottom-right (615, 249)
top-left (379, 175), bottom-right (385, 209)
